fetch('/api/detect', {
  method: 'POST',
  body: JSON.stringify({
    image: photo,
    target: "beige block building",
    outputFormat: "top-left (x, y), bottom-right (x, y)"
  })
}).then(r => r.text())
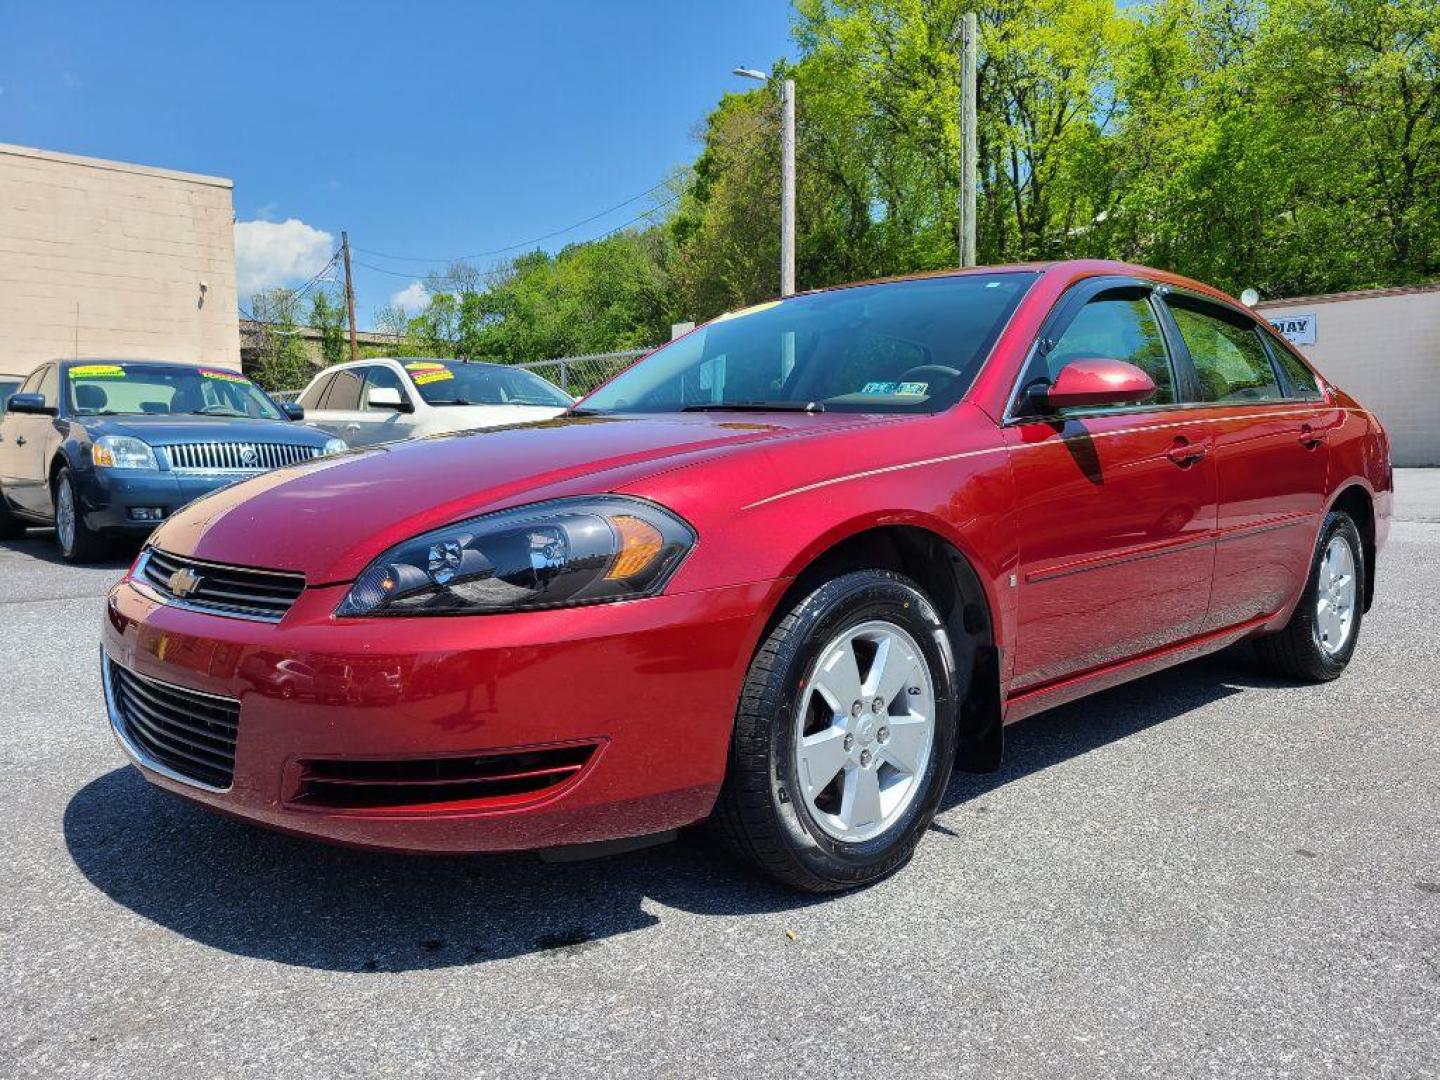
top-left (1255, 285), bottom-right (1440, 467)
top-left (0, 143), bottom-right (240, 379)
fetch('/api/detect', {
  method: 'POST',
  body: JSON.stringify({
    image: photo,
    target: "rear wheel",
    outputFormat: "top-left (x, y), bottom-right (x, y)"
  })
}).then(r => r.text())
top-left (53, 467), bottom-right (108, 563)
top-left (1254, 511), bottom-right (1364, 682)
top-left (711, 569), bottom-right (958, 892)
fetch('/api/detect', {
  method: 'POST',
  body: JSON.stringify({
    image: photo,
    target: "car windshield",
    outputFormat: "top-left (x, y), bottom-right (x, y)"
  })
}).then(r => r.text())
top-left (402, 361), bottom-right (573, 407)
top-left (578, 272), bottom-right (1037, 415)
top-left (64, 363), bottom-right (284, 420)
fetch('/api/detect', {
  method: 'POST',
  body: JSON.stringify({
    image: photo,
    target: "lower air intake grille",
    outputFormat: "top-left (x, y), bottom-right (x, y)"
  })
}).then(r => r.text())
top-left (109, 660), bottom-right (239, 789)
top-left (294, 744), bottom-right (598, 810)
top-left (139, 548), bottom-right (305, 621)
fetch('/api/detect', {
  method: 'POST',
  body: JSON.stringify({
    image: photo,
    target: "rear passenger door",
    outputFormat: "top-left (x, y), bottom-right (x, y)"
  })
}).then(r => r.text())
top-left (1159, 293), bottom-right (1335, 630)
top-left (1004, 281), bottom-right (1220, 690)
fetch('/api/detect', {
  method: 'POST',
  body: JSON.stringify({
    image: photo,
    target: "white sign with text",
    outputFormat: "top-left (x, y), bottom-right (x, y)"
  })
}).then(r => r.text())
top-left (1268, 312), bottom-right (1317, 346)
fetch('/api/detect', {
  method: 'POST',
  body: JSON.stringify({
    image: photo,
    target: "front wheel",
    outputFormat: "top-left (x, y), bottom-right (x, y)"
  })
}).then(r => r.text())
top-left (53, 467), bottom-right (108, 563)
top-left (711, 569), bottom-right (958, 892)
top-left (1254, 510), bottom-right (1365, 682)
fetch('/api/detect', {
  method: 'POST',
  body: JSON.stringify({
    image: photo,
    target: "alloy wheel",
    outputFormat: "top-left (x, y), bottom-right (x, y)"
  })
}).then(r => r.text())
top-left (792, 619), bottom-right (936, 843)
top-left (1315, 534), bottom-right (1357, 656)
top-left (55, 479), bottom-right (76, 553)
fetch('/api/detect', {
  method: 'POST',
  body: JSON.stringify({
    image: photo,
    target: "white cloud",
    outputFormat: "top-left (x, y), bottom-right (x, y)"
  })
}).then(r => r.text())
top-left (389, 281), bottom-right (431, 313)
top-left (234, 218), bottom-right (334, 298)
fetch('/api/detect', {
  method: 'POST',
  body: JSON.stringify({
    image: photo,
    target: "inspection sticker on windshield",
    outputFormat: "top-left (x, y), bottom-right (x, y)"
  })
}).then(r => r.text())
top-left (198, 368), bottom-right (250, 385)
top-left (861, 381), bottom-right (928, 396)
top-left (68, 364), bottom-right (125, 379)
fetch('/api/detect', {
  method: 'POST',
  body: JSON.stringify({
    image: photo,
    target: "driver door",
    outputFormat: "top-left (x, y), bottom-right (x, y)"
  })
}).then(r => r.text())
top-left (1004, 284), bottom-right (1219, 691)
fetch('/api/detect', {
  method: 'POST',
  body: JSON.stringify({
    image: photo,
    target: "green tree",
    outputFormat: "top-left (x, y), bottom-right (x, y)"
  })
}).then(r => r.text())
top-left (245, 287), bottom-right (311, 391)
top-left (309, 291), bottom-right (349, 367)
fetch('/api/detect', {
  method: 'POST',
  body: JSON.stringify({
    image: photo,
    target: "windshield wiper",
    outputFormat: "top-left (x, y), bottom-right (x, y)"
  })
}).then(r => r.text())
top-left (426, 398), bottom-right (480, 406)
top-left (681, 400), bottom-right (825, 413)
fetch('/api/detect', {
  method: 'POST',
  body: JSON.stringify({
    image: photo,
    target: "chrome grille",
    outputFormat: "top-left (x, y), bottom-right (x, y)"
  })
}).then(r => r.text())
top-left (139, 547), bottom-right (305, 621)
top-left (107, 657), bottom-right (239, 789)
top-left (162, 441), bottom-right (322, 474)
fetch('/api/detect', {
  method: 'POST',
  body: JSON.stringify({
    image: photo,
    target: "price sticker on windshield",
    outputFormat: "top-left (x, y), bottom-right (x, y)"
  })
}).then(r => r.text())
top-left (69, 364), bottom-right (126, 379)
top-left (198, 368), bottom-right (251, 385)
top-left (412, 369), bottom-right (454, 386)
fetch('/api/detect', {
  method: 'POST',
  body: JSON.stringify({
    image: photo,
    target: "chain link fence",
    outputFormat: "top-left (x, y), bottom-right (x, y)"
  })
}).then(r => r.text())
top-left (515, 348), bottom-right (651, 397)
top-left (266, 348), bottom-right (654, 404)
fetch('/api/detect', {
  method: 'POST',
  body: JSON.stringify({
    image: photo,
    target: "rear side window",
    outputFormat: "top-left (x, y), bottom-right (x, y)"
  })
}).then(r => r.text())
top-left (1168, 299), bottom-right (1281, 403)
top-left (299, 373), bottom-right (333, 410)
top-left (319, 368), bottom-right (363, 411)
top-left (1262, 329), bottom-right (1323, 399)
top-left (1016, 290), bottom-right (1175, 413)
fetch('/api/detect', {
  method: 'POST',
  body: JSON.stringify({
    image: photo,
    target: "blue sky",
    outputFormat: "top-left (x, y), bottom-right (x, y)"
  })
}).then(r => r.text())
top-left (0, 1), bottom-right (794, 325)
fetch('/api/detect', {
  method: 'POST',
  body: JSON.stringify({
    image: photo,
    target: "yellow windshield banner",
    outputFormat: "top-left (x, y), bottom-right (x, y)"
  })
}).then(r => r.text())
top-left (412, 369), bottom-right (454, 386)
top-left (713, 300), bottom-right (783, 323)
top-left (68, 364), bottom-right (126, 379)
top-left (199, 368), bottom-right (250, 385)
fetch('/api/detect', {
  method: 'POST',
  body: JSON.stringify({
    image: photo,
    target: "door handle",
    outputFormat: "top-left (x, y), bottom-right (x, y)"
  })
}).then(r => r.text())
top-left (1166, 437), bottom-right (1206, 468)
top-left (14, 435), bottom-right (25, 447)
top-left (1298, 424), bottom-right (1326, 449)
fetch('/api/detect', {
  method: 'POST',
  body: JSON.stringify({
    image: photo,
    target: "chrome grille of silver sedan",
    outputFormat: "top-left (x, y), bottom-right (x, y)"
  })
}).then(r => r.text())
top-left (161, 441), bottom-right (323, 474)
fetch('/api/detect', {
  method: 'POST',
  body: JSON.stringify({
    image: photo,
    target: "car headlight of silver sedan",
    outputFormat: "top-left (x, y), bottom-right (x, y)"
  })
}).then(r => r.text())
top-left (91, 435), bottom-right (157, 470)
top-left (335, 496), bottom-right (695, 617)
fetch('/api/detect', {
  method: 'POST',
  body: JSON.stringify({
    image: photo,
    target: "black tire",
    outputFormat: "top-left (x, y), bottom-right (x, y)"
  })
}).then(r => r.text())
top-left (53, 467), bottom-right (108, 563)
top-left (0, 489), bottom-right (26, 540)
top-left (711, 569), bottom-right (959, 892)
top-left (1254, 511), bottom-right (1365, 682)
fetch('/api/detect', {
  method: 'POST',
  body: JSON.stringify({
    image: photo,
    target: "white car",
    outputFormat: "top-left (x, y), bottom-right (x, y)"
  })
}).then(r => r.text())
top-left (295, 358), bottom-right (573, 448)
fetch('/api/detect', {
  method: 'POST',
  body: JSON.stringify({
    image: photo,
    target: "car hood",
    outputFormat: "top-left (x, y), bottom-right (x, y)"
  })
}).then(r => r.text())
top-left (81, 415), bottom-right (334, 446)
top-left (151, 411), bottom-right (891, 583)
top-left (422, 403), bottom-right (569, 429)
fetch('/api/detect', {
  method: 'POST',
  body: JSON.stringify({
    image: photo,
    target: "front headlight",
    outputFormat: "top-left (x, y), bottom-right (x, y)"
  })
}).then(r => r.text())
top-left (335, 496), bottom-right (695, 617)
top-left (322, 438), bottom-right (347, 456)
top-left (91, 435), bottom-right (157, 470)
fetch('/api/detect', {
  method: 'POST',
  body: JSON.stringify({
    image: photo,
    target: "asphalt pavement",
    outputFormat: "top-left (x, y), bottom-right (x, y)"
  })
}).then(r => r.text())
top-left (2, 473), bottom-right (1437, 1079)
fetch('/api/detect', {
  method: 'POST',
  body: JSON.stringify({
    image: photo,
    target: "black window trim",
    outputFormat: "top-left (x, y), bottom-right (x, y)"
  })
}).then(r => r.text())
top-left (318, 365), bottom-right (365, 412)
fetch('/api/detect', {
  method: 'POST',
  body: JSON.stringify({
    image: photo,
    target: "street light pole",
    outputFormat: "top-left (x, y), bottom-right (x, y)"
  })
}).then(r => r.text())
top-left (735, 66), bottom-right (796, 296)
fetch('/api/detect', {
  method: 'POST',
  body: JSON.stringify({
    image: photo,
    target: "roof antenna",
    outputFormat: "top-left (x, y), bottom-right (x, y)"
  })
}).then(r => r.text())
top-left (74, 301), bottom-right (80, 359)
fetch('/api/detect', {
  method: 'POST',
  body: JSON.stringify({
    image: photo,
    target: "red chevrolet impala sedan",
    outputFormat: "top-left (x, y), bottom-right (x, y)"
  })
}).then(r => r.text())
top-left (101, 261), bottom-right (1391, 891)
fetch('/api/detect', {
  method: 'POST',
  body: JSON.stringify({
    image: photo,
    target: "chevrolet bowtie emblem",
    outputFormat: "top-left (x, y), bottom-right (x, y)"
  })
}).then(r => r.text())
top-left (169, 567), bottom-right (203, 598)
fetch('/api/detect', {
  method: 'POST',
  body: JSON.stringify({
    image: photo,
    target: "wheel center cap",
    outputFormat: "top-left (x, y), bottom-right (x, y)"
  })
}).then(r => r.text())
top-left (855, 716), bottom-right (877, 746)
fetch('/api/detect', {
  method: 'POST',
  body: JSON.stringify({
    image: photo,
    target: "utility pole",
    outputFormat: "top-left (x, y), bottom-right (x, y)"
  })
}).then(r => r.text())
top-left (958, 12), bottom-right (978, 268)
top-left (341, 231), bottom-right (359, 362)
top-left (781, 78), bottom-right (796, 296)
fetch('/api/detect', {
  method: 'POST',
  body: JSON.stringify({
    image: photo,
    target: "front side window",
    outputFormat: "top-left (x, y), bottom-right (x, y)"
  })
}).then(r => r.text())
top-left (63, 364), bottom-right (283, 419)
top-left (362, 364), bottom-right (408, 410)
top-left (38, 365), bottom-right (59, 407)
top-left (579, 273), bottom-right (1038, 415)
top-left (1013, 289), bottom-right (1175, 416)
top-left (1168, 299), bottom-right (1282, 403)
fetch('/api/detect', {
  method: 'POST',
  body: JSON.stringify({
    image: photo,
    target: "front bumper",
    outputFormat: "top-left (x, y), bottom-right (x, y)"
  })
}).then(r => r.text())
top-left (79, 468), bottom-right (246, 532)
top-left (101, 574), bottom-right (778, 852)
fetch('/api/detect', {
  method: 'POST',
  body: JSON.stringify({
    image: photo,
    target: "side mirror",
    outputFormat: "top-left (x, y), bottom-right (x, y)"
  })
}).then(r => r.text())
top-left (367, 386), bottom-right (413, 413)
top-left (280, 401), bottom-right (305, 421)
top-left (5, 392), bottom-right (54, 416)
top-left (1036, 358), bottom-right (1156, 412)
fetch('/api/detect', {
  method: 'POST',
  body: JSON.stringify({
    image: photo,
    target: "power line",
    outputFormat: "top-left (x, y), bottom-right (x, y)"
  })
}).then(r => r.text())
top-left (352, 192), bottom-right (683, 281)
top-left (353, 179), bottom-right (676, 264)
